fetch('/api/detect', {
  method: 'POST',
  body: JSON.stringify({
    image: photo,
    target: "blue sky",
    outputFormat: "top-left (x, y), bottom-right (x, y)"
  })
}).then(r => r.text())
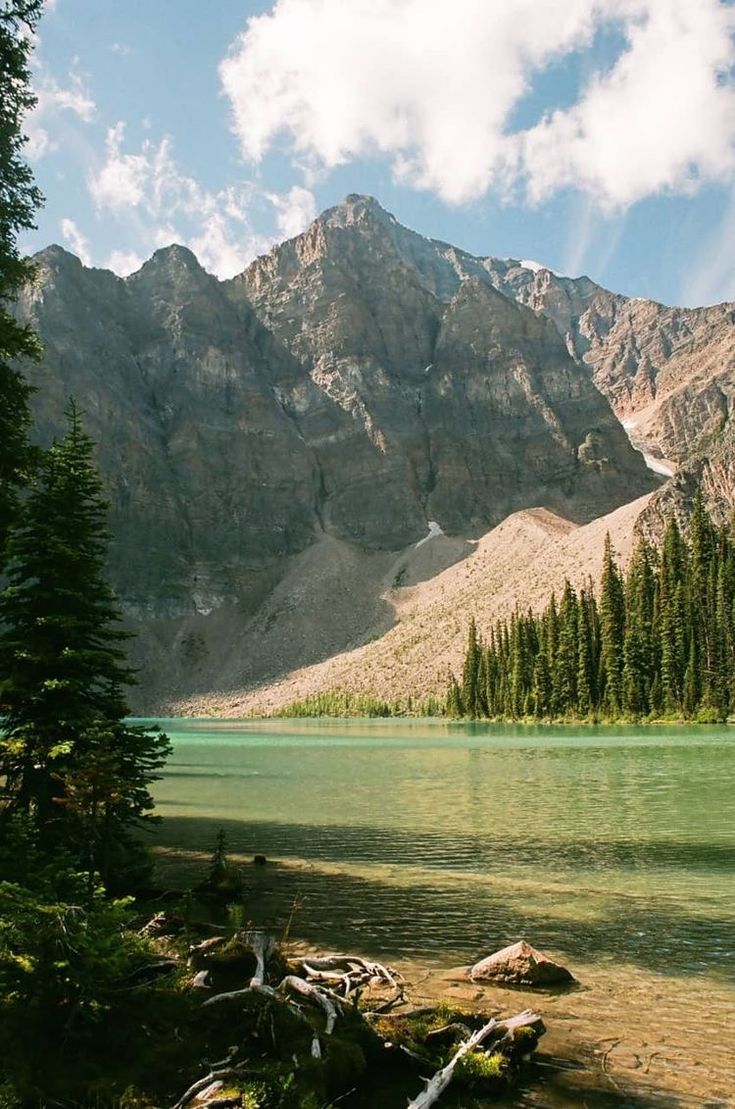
top-left (23, 0), bottom-right (735, 306)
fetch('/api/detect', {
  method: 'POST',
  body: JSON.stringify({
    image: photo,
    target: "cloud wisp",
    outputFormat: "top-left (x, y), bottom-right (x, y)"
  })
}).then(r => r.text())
top-left (87, 125), bottom-right (316, 277)
top-left (220, 0), bottom-right (735, 210)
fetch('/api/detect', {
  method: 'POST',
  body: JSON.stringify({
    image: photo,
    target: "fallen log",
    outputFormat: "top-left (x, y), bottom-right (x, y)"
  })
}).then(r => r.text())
top-left (407, 1009), bottom-right (544, 1109)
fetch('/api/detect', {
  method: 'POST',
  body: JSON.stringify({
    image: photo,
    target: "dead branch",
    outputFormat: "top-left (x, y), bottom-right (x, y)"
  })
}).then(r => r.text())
top-left (246, 930), bottom-right (276, 987)
top-left (407, 1009), bottom-right (544, 1109)
top-left (278, 974), bottom-right (348, 1035)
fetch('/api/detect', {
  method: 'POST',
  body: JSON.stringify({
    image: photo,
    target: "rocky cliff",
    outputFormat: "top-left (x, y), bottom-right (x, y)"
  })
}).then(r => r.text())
top-left (14, 195), bottom-right (696, 708)
top-left (475, 256), bottom-right (734, 526)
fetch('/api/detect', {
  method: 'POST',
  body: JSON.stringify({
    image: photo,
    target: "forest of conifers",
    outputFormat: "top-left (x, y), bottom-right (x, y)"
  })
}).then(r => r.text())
top-left (448, 496), bottom-right (735, 723)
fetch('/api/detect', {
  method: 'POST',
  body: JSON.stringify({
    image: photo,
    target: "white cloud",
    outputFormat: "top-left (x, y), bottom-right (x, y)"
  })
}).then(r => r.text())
top-left (26, 62), bottom-right (95, 160)
top-left (523, 0), bottom-right (735, 208)
top-left (220, 0), bottom-right (735, 209)
top-left (60, 217), bottom-right (91, 265)
top-left (88, 124), bottom-right (310, 277)
top-left (106, 248), bottom-right (143, 276)
top-left (89, 122), bottom-right (148, 209)
top-left (267, 185), bottom-right (317, 239)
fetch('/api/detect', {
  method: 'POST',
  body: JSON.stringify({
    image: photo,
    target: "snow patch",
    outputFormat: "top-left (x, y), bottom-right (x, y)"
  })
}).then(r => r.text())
top-left (620, 416), bottom-right (675, 477)
top-left (414, 520), bottom-right (444, 548)
top-left (642, 452), bottom-right (675, 477)
top-left (519, 259), bottom-right (562, 277)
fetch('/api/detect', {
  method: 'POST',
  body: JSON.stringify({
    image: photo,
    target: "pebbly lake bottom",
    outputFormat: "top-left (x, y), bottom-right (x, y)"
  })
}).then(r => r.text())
top-left (146, 718), bottom-right (735, 1106)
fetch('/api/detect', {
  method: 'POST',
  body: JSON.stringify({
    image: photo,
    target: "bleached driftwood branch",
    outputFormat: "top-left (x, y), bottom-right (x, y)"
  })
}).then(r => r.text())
top-left (407, 1009), bottom-right (544, 1109)
top-left (247, 930), bottom-right (277, 986)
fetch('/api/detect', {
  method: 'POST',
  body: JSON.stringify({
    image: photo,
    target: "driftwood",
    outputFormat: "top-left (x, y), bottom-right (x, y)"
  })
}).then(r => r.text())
top-left (301, 954), bottom-right (400, 994)
top-left (247, 930), bottom-right (277, 987)
top-left (407, 1009), bottom-right (544, 1109)
top-left (279, 974), bottom-right (347, 1034)
top-left (171, 1048), bottom-right (249, 1109)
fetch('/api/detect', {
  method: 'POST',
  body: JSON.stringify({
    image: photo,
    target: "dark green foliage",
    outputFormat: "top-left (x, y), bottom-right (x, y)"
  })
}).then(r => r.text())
top-left (0, 403), bottom-right (170, 885)
top-left (449, 498), bottom-right (735, 723)
top-left (0, 1), bottom-right (44, 559)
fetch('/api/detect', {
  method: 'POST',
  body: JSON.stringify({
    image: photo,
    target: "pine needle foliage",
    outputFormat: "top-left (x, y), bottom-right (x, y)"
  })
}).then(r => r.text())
top-left (0, 402), bottom-right (170, 885)
top-left (450, 497), bottom-right (735, 723)
top-left (0, 0), bottom-right (44, 558)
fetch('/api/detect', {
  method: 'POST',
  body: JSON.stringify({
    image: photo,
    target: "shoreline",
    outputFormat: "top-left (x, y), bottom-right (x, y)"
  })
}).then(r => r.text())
top-left (152, 848), bottom-right (735, 1107)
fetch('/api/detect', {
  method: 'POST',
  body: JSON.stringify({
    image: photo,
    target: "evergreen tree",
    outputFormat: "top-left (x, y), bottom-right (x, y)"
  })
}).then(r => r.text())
top-left (576, 590), bottom-right (594, 717)
top-left (461, 616), bottom-right (481, 716)
top-left (0, 403), bottom-right (170, 883)
top-left (622, 539), bottom-right (656, 716)
top-left (448, 492), bottom-right (733, 725)
top-left (0, 1), bottom-right (44, 560)
top-left (552, 580), bottom-right (578, 715)
top-left (599, 534), bottom-right (625, 714)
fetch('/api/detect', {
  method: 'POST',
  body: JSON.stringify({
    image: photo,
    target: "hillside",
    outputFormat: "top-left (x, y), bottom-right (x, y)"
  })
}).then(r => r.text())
top-left (173, 493), bottom-right (654, 716)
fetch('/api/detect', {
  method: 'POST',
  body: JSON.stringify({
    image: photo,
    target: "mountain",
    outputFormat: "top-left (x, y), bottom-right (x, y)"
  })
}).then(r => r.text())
top-left (473, 257), bottom-right (735, 526)
top-left (16, 193), bottom-right (729, 710)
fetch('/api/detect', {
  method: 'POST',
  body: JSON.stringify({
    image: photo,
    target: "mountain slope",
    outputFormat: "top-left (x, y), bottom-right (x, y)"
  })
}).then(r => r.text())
top-left (175, 493), bottom-right (654, 716)
top-left (13, 195), bottom-right (705, 709)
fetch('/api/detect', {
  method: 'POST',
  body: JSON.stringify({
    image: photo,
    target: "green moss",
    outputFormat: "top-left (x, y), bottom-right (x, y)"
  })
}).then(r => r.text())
top-left (455, 1048), bottom-right (507, 1085)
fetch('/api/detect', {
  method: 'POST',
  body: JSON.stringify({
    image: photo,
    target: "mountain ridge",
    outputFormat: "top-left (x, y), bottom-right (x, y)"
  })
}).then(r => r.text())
top-left (15, 194), bottom-right (733, 710)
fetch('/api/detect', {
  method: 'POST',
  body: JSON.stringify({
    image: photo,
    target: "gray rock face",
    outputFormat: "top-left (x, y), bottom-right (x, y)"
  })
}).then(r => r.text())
top-left (477, 256), bottom-right (735, 526)
top-left (15, 195), bottom-right (656, 707)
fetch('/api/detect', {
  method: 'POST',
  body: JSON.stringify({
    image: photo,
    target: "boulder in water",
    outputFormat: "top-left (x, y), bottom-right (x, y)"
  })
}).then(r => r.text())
top-left (467, 940), bottom-right (574, 987)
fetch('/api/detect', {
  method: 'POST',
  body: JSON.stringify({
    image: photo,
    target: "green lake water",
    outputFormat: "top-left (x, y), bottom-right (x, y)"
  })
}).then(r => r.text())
top-left (149, 718), bottom-right (735, 1103)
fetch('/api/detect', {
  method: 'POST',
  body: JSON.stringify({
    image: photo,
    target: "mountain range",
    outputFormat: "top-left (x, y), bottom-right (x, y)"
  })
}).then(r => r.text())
top-left (14, 194), bottom-right (734, 711)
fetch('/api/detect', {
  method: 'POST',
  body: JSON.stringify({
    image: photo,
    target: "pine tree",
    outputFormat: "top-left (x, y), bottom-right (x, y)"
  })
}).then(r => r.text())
top-left (599, 534), bottom-right (625, 716)
top-left (576, 590), bottom-right (594, 717)
top-left (622, 539), bottom-right (656, 716)
top-left (552, 580), bottom-right (578, 715)
top-left (0, 2), bottom-right (44, 560)
top-left (0, 403), bottom-right (170, 881)
top-left (461, 616), bottom-right (481, 717)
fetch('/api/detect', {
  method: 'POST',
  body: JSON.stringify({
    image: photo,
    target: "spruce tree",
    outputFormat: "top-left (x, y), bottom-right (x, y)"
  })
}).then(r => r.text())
top-left (599, 534), bottom-right (625, 716)
top-left (622, 539), bottom-right (656, 716)
top-left (0, 403), bottom-right (170, 882)
top-left (0, 1), bottom-right (44, 560)
top-left (461, 616), bottom-right (481, 717)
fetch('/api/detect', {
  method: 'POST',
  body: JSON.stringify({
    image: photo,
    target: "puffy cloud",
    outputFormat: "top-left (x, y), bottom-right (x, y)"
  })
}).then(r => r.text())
top-left (220, 0), bottom-right (735, 209)
top-left (60, 217), bottom-right (91, 264)
top-left (26, 63), bottom-right (95, 160)
top-left (89, 122), bottom-right (148, 209)
top-left (522, 0), bottom-right (735, 208)
top-left (267, 185), bottom-right (318, 240)
top-left (87, 124), bottom-right (313, 276)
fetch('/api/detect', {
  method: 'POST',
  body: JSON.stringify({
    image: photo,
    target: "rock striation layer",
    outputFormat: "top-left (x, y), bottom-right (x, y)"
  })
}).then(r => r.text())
top-left (14, 195), bottom-right (698, 708)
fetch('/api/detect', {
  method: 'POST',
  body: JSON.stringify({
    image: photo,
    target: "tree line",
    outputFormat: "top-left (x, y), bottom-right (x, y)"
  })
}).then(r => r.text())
top-left (0, 5), bottom-right (169, 892)
top-left (448, 497), bottom-right (735, 723)
top-left (1, 8), bottom-right (174, 1102)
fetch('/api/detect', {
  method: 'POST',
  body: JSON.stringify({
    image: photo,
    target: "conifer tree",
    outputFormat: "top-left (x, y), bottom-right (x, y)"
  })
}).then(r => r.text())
top-left (0, 403), bottom-right (170, 882)
top-left (622, 539), bottom-right (656, 715)
top-left (599, 534), bottom-right (625, 714)
top-left (461, 616), bottom-right (481, 717)
top-left (0, 1), bottom-right (44, 560)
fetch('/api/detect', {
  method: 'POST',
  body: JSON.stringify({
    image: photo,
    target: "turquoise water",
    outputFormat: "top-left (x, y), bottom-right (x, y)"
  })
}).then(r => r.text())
top-left (149, 719), bottom-right (735, 981)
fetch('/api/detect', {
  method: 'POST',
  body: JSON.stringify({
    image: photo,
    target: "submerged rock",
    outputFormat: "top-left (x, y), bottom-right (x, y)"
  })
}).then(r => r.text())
top-left (467, 940), bottom-right (574, 987)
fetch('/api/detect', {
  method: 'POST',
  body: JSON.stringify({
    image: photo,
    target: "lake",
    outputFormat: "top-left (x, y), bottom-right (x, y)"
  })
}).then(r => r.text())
top-left (150, 719), bottom-right (735, 1106)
